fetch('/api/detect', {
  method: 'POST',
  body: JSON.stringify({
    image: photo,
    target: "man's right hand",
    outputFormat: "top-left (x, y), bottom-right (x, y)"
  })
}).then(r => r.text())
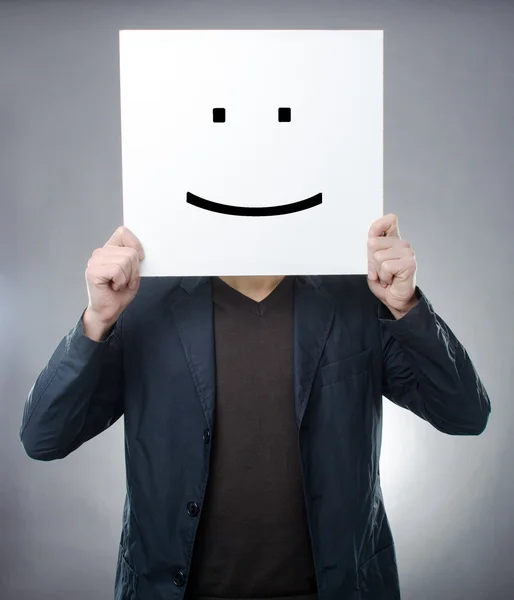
top-left (83, 226), bottom-right (145, 341)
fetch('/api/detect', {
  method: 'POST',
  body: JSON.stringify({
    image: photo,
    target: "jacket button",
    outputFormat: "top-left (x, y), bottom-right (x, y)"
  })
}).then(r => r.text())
top-left (187, 502), bottom-right (200, 517)
top-left (173, 571), bottom-right (186, 587)
top-left (203, 429), bottom-right (211, 444)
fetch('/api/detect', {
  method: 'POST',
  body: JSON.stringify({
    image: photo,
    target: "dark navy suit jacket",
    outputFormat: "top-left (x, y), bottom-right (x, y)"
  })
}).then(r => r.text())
top-left (20, 275), bottom-right (491, 600)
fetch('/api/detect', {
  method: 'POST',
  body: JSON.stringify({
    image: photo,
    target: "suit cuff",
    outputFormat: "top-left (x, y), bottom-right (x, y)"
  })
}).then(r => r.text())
top-left (378, 287), bottom-right (435, 335)
top-left (69, 309), bottom-right (118, 353)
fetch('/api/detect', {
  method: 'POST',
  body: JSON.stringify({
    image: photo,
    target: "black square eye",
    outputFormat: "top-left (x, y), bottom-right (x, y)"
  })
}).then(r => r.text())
top-left (278, 107), bottom-right (291, 122)
top-left (213, 108), bottom-right (225, 123)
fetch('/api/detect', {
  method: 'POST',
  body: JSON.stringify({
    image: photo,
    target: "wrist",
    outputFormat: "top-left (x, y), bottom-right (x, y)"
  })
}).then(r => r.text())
top-left (387, 296), bottom-right (419, 320)
top-left (82, 307), bottom-right (118, 342)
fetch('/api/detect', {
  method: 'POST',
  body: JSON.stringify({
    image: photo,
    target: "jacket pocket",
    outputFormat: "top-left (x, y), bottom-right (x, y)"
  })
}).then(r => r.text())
top-left (115, 545), bottom-right (138, 600)
top-left (358, 543), bottom-right (400, 600)
top-left (320, 347), bottom-right (372, 388)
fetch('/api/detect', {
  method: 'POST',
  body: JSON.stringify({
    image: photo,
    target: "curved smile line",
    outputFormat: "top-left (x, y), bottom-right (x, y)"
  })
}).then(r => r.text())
top-left (186, 192), bottom-right (323, 217)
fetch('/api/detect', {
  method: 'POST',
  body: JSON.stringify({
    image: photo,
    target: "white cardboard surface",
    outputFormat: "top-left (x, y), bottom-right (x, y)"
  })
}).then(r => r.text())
top-left (119, 29), bottom-right (383, 276)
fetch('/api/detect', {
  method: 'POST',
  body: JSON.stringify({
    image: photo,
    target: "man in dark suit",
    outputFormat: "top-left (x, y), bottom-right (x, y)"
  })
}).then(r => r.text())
top-left (20, 213), bottom-right (490, 600)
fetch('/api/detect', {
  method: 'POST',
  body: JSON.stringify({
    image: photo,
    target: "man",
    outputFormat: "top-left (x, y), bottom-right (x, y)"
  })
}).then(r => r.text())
top-left (20, 213), bottom-right (490, 600)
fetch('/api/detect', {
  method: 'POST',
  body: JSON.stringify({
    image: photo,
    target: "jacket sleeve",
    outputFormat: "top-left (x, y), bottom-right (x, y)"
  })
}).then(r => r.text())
top-left (20, 310), bottom-right (124, 461)
top-left (379, 288), bottom-right (491, 435)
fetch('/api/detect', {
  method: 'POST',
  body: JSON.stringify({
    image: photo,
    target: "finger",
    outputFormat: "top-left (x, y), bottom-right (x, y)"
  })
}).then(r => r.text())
top-left (107, 246), bottom-right (140, 288)
top-left (372, 243), bottom-right (414, 268)
top-left (367, 238), bottom-right (409, 280)
top-left (87, 263), bottom-right (129, 291)
top-left (368, 213), bottom-right (400, 239)
top-left (104, 226), bottom-right (145, 260)
top-left (377, 260), bottom-right (395, 286)
top-left (91, 253), bottom-right (131, 288)
top-left (92, 246), bottom-right (140, 287)
top-left (368, 236), bottom-right (410, 255)
top-left (106, 259), bottom-right (133, 291)
top-left (109, 264), bottom-right (131, 292)
top-left (378, 256), bottom-right (415, 285)
top-left (367, 262), bottom-right (378, 281)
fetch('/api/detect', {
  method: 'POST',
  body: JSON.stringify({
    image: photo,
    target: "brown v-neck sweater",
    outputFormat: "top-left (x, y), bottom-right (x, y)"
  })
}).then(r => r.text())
top-left (185, 276), bottom-right (317, 600)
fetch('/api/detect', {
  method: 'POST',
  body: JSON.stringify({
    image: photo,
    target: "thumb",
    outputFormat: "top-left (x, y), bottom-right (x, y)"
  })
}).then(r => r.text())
top-left (105, 226), bottom-right (145, 260)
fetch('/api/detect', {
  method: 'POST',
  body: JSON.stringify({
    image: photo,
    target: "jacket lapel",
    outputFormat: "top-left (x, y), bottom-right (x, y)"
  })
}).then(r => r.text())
top-left (169, 275), bottom-right (335, 431)
top-left (169, 276), bottom-right (216, 430)
top-left (293, 275), bottom-right (335, 427)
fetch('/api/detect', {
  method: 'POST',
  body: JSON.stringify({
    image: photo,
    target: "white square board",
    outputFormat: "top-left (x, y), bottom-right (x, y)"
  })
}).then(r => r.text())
top-left (119, 29), bottom-right (383, 276)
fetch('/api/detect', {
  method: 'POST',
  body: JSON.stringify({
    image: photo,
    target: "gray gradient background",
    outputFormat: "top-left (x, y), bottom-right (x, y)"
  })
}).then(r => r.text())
top-left (0, 1), bottom-right (512, 599)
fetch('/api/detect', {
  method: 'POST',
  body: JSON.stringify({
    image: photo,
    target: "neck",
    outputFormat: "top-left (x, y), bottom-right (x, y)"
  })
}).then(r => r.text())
top-left (218, 275), bottom-right (286, 302)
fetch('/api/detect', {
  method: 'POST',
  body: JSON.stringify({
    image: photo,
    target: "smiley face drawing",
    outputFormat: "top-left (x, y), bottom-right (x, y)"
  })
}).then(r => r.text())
top-left (186, 107), bottom-right (323, 217)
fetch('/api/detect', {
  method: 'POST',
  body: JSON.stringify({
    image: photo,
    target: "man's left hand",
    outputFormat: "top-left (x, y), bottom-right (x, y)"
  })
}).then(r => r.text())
top-left (367, 213), bottom-right (419, 318)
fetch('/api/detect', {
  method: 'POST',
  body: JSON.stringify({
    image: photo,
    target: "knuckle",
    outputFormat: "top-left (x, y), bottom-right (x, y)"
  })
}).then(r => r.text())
top-left (122, 256), bottom-right (132, 270)
top-left (127, 246), bottom-right (139, 261)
